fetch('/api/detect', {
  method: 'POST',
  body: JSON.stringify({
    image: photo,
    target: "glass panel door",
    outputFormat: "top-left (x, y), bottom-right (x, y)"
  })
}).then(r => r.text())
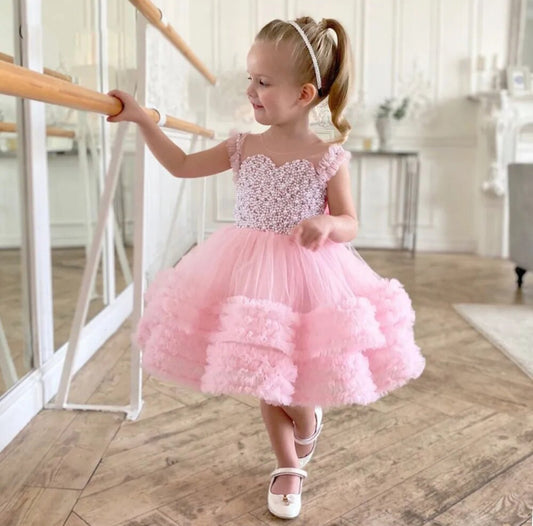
top-left (0, 1), bottom-right (33, 396)
top-left (42, 0), bottom-right (108, 351)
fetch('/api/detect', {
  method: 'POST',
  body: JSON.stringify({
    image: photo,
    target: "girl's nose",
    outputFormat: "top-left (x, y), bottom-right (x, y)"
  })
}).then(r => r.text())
top-left (246, 84), bottom-right (256, 99)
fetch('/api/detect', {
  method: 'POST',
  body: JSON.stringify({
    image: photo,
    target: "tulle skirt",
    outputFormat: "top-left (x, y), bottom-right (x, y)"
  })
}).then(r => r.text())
top-left (135, 225), bottom-right (425, 408)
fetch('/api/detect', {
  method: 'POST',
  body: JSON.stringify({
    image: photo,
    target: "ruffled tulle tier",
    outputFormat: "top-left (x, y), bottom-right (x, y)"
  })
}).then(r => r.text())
top-left (136, 225), bottom-right (425, 408)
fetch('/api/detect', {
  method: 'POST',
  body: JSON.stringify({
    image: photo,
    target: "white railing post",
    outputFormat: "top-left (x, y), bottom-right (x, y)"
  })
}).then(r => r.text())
top-left (54, 121), bottom-right (130, 408)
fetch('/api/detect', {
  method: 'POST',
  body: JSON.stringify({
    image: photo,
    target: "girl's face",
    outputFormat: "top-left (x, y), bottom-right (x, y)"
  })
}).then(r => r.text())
top-left (246, 40), bottom-right (305, 125)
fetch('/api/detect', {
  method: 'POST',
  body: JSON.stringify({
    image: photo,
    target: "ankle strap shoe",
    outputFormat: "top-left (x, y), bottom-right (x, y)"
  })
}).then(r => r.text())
top-left (294, 406), bottom-right (323, 468)
top-left (267, 467), bottom-right (307, 519)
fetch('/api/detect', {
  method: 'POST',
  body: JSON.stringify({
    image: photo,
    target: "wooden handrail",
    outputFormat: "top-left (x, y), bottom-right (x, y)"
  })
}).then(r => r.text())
top-left (0, 121), bottom-right (75, 138)
top-left (0, 60), bottom-right (214, 138)
top-left (129, 0), bottom-right (216, 85)
top-left (0, 52), bottom-right (73, 82)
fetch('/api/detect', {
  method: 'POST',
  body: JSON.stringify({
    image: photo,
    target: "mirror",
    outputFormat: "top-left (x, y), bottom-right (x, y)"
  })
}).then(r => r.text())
top-left (109, 1), bottom-right (137, 300)
top-left (43, 1), bottom-right (106, 351)
top-left (0, 2), bottom-right (34, 396)
top-left (42, 1), bottom-right (137, 351)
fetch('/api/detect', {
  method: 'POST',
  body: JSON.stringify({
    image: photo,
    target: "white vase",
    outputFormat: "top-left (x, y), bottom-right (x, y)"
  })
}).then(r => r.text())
top-left (376, 116), bottom-right (392, 149)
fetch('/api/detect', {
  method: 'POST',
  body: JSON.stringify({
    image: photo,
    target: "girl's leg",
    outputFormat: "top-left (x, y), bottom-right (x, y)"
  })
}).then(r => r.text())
top-left (280, 405), bottom-right (316, 459)
top-left (260, 400), bottom-right (301, 495)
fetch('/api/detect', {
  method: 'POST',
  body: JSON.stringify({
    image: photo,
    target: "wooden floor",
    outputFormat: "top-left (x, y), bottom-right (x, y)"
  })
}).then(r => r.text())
top-left (0, 250), bottom-right (532, 526)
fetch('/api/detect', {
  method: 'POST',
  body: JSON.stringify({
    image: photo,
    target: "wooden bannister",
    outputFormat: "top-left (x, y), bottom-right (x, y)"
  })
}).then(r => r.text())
top-left (0, 60), bottom-right (214, 138)
top-left (0, 52), bottom-right (73, 82)
top-left (128, 0), bottom-right (217, 85)
top-left (0, 121), bottom-right (75, 138)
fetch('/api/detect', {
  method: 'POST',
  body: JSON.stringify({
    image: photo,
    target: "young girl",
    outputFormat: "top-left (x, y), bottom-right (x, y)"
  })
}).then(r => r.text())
top-left (108, 16), bottom-right (425, 520)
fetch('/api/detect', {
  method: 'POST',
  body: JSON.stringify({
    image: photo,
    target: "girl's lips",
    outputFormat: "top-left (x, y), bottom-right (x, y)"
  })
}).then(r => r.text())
top-left (251, 102), bottom-right (264, 110)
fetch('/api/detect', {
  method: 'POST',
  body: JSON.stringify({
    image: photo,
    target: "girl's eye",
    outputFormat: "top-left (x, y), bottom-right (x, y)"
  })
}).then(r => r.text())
top-left (247, 76), bottom-right (268, 87)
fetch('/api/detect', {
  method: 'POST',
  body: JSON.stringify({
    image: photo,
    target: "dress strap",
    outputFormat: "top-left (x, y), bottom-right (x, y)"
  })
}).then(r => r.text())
top-left (226, 131), bottom-right (248, 182)
top-left (316, 144), bottom-right (352, 184)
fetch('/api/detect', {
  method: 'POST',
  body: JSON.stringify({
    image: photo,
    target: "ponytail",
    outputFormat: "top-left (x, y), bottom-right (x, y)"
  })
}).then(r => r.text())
top-left (322, 19), bottom-right (353, 144)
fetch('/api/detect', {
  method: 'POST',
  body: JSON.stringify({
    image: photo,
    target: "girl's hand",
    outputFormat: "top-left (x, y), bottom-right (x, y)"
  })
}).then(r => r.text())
top-left (291, 215), bottom-right (332, 251)
top-left (106, 89), bottom-right (146, 124)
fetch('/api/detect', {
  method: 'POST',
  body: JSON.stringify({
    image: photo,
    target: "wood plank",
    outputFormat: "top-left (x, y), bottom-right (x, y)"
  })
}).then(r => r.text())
top-left (429, 343), bottom-right (533, 391)
top-left (64, 512), bottom-right (91, 526)
top-left (2, 486), bottom-right (80, 526)
top-left (146, 376), bottom-right (211, 406)
top-left (361, 392), bottom-right (409, 414)
top-left (228, 393), bottom-right (261, 408)
top-left (116, 510), bottom-right (181, 525)
top-left (428, 329), bottom-right (533, 383)
top-left (74, 463), bottom-right (217, 526)
top-left (101, 396), bottom-right (251, 458)
top-left (82, 401), bottom-right (268, 497)
top-left (330, 413), bottom-right (533, 525)
top-left (86, 345), bottom-right (137, 407)
top-left (129, 382), bottom-right (185, 423)
top-left (62, 326), bottom-right (131, 405)
top-left (323, 519), bottom-right (357, 526)
top-left (25, 412), bottom-right (123, 489)
top-left (97, 397), bottom-right (249, 457)
top-left (402, 362), bottom-right (532, 415)
top-left (223, 513), bottom-right (269, 525)
top-left (396, 389), bottom-right (476, 417)
top-left (319, 401), bottom-right (446, 451)
top-left (429, 452), bottom-right (533, 525)
top-left (0, 410), bottom-right (76, 510)
top-left (159, 464), bottom-right (269, 525)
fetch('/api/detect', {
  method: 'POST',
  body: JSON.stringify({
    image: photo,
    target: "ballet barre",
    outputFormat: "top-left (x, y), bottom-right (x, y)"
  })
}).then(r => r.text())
top-left (129, 0), bottom-right (217, 85)
top-left (0, 52), bottom-right (73, 82)
top-left (0, 121), bottom-right (75, 138)
top-left (0, 60), bottom-right (214, 138)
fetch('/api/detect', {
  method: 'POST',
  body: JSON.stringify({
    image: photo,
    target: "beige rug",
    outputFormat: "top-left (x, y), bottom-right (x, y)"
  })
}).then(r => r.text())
top-left (453, 303), bottom-right (533, 380)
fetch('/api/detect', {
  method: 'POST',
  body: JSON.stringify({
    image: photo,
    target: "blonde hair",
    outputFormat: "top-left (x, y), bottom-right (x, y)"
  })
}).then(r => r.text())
top-left (256, 17), bottom-right (354, 144)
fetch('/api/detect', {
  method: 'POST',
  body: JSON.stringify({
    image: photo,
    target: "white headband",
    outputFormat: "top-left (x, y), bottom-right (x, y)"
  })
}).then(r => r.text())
top-left (288, 21), bottom-right (323, 96)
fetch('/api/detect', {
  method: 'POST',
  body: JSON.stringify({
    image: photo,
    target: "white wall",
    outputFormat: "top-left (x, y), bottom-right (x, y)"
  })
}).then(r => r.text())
top-left (185, 0), bottom-right (512, 253)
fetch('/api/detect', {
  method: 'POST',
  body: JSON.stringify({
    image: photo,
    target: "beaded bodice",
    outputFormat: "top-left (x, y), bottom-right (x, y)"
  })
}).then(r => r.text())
top-left (227, 133), bottom-right (351, 235)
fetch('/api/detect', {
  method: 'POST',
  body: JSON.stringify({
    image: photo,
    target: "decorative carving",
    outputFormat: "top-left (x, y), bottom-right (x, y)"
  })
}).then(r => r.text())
top-left (479, 92), bottom-right (517, 197)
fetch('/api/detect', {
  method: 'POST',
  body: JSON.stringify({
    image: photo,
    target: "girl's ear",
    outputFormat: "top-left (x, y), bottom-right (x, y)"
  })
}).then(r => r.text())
top-left (299, 83), bottom-right (318, 107)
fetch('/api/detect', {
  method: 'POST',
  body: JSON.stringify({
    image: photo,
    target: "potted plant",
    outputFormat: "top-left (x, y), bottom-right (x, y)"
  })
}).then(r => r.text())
top-left (376, 97), bottom-right (409, 149)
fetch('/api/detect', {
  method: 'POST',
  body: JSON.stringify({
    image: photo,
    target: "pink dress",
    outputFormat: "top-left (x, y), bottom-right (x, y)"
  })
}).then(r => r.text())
top-left (136, 132), bottom-right (425, 408)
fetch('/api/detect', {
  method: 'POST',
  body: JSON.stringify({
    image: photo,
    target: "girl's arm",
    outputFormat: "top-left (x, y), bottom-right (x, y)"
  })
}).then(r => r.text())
top-left (107, 89), bottom-right (230, 179)
top-left (326, 161), bottom-right (359, 243)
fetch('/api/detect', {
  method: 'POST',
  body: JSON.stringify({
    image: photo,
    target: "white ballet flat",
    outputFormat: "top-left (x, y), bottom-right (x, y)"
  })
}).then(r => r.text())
top-left (294, 406), bottom-right (323, 468)
top-left (267, 467), bottom-right (307, 519)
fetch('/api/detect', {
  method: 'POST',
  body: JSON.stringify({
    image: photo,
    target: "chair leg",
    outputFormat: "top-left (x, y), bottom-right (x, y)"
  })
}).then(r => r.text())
top-left (515, 266), bottom-right (527, 289)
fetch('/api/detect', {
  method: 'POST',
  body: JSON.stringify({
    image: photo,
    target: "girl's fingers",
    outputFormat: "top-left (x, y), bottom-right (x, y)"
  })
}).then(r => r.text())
top-left (292, 226), bottom-right (326, 250)
top-left (107, 89), bottom-right (127, 99)
top-left (107, 90), bottom-right (122, 102)
top-left (292, 226), bottom-right (302, 245)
